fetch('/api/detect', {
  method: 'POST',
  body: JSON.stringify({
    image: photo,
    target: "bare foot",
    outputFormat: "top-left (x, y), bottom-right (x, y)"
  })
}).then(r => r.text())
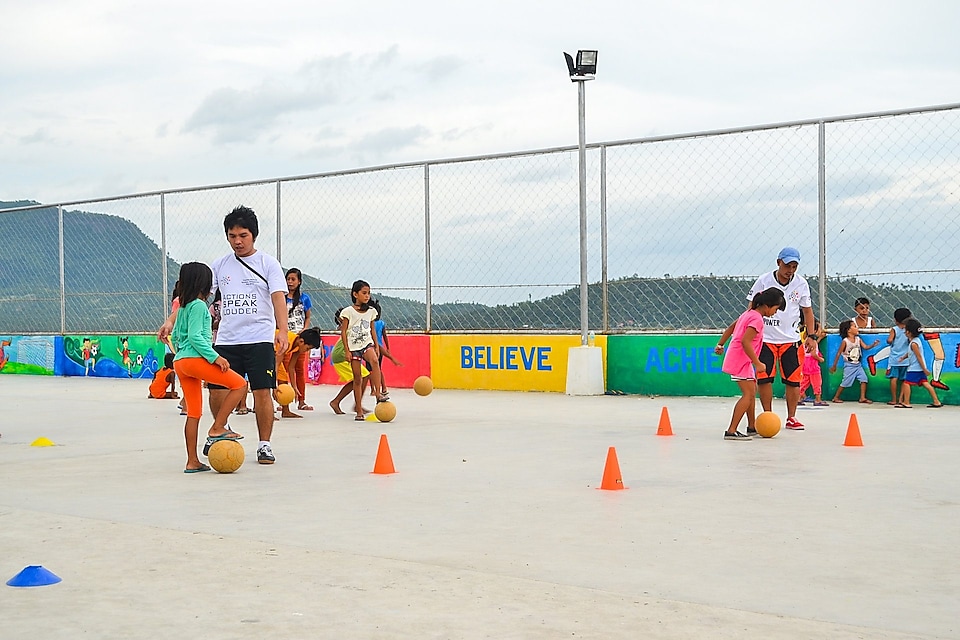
top-left (280, 409), bottom-right (302, 418)
top-left (330, 401), bottom-right (345, 415)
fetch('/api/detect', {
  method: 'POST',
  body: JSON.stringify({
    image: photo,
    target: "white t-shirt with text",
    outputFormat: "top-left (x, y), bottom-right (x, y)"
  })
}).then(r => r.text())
top-left (210, 250), bottom-right (286, 345)
top-left (746, 271), bottom-right (812, 344)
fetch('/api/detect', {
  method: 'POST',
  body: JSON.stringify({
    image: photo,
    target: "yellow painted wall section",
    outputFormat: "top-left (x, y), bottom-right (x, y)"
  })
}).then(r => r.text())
top-left (431, 334), bottom-right (607, 392)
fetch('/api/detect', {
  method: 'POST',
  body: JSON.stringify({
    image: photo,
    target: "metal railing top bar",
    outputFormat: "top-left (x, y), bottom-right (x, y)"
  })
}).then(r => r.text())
top-left (597, 100), bottom-right (960, 149)
top-left (3, 101), bottom-right (958, 217)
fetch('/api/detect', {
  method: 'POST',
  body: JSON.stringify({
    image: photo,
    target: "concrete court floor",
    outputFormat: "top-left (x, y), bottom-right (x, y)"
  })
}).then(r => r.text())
top-left (0, 375), bottom-right (957, 640)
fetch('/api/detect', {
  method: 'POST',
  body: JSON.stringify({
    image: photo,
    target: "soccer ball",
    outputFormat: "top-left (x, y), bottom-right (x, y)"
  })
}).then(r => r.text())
top-left (207, 439), bottom-right (245, 473)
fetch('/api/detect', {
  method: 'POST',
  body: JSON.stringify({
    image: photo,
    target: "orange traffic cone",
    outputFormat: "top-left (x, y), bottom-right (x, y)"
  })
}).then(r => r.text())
top-left (843, 414), bottom-right (863, 447)
top-left (656, 406), bottom-right (674, 436)
top-left (371, 434), bottom-right (396, 474)
top-left (598, 446), bottom-right (626, 490)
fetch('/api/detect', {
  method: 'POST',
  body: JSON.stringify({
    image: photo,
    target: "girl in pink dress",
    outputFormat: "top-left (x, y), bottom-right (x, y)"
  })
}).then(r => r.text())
top-left (715, 288), bottom-right (786, 440)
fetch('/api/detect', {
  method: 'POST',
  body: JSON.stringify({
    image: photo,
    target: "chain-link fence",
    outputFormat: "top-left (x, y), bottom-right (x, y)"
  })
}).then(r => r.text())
top-left (2, 102), bottom-right (959, 335)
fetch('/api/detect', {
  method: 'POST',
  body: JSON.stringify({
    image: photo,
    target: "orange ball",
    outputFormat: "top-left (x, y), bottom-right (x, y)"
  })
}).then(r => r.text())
top-left (755, 411), bottom-right (781, 438)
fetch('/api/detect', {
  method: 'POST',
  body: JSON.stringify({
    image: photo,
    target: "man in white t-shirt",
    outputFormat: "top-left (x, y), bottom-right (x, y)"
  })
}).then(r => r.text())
top-left (746, 247), bottom-right (816, 431)
top-left (160, 206), bottom-right (289, 464)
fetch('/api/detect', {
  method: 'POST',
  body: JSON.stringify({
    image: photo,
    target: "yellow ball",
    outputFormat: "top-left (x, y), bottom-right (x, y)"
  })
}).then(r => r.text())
top-left (374, 401), bottom-right (397, 423)
top-left (276, 383), bottom-right (295, 406)
top-left (207, 439), bottom-right (245, 473)
top-left (755, 411), bottom-right (781, 438)
top-left (413, 376), bottom-right (433, 396)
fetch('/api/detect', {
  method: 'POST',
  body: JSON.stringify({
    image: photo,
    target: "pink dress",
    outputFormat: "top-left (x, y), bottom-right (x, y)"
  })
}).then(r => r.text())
top-left (802, 344), bottom-right (822, 374)
top-left (722, 309), bottom-right (764, 379)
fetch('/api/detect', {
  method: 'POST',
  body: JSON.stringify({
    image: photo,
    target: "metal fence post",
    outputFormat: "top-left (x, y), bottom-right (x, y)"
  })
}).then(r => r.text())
top-left (818, 121), bottom-right (827, 325)
top-left (424, 163), bottom-right (432, 332)
top-left (58, 205), bottom-right (66, 335)
top-left (600, 145), bottom-right (608, 332)
top-left (161, 193), bottom-right (168, 318)
top-left (276, 180), bottom-right (282, 263)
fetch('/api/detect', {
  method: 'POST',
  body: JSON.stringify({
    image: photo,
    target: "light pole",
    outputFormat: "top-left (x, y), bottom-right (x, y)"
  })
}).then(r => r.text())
top-left (563, 50), bottom-right (604, 396)
top-left (564, 50), bottom-right (597, 346)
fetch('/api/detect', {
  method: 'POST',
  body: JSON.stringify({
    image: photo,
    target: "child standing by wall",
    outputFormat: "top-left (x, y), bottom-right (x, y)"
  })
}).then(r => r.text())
top-left (897, 317), bottom-right (944, 408)
top-left (885, 307), bottom-right (912, 405)
top-left (830, 319), bottom-right (880, 404)
top-left (717, 287), bottom-right (786, 441)
top-left (171, 262), bottom-right (248, 473)
top-left (339, 280), bottom-right (387, 421)
top-left (284, 268), bottom-right (313, 410)
top-left (798, 322), bottom-right (827, 406)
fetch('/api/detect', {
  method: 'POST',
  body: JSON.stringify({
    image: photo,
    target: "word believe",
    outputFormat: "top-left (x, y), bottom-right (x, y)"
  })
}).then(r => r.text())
top-left (461, 345), bottom-right (552, 371)
top-left (645, 347), bottom-right (723, 374)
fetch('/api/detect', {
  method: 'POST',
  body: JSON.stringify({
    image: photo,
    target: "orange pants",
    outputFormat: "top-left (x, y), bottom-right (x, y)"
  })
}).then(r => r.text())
top-left (282, 348), bottom-right (309, 401)
top-left (174, 357), bottom-right (245, 419)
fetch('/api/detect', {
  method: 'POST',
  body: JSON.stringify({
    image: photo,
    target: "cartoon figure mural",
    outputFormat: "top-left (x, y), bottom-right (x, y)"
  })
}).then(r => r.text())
top-left (0, 339), bottom-right (10, 371)
top-left (117, 337), bottom-right (136, 377)
top-left (82, 337), bottom-right (98, 375)
top-left (60, 335), bottom-right (163, 378)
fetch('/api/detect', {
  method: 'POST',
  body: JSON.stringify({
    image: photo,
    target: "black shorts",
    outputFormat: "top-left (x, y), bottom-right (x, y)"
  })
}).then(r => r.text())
top-left (208, 342), bottom-right (276, 391)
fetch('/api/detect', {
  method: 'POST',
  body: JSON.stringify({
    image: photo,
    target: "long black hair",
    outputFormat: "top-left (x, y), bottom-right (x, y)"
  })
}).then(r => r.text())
top-left (286, 267), bottom-right (303, 310)
top-left (177, 262), bottom-right (213, 307)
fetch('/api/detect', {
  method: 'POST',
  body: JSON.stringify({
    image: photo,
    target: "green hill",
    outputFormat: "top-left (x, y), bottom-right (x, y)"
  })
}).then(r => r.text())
top-left (3, 201), bottom-right (959, 333)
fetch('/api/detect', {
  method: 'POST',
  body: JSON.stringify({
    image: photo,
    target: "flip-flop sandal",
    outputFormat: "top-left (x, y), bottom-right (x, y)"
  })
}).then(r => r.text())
top-left (206, 432), bottom-right (243, 442)
top-left (184, 464), bottom-right (211, 474)
top-left (813, 401), bottom-right (829, 407)
top-left (354, 415), bottom-right (365, 421)
top-left (234, 408), bottom-right (250, 415)
top-left (298, 404), bottom-right (314, 410)
top-left (859, 399), bottom-right (873, 404)
top-left (928, 404), bottom-right (944, 408)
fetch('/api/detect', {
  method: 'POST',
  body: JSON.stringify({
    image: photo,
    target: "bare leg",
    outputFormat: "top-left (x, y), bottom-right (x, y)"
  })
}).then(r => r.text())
top-left (727, 380), bottom-right (756, 433)
top-left (758, 383), bottom-right (773, 413)
top-left (209, 386), bottom-right (246, 437)
top-left (330, 382), bottom-right (351, 414)
top-left (251, 388), bottom-right (275, 442)
top-left (784, 385), bottom-right (799, 418)
top-left (900, 384), bottom-right (912, 407)
top-left (208, 387), bottom-right (226, 415)
top-left (922, 381), bottom-right (941, 406)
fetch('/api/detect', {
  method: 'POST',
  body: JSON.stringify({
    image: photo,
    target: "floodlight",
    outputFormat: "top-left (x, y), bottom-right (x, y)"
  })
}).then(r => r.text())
top-left (563, 49), bottom-right (598, 81)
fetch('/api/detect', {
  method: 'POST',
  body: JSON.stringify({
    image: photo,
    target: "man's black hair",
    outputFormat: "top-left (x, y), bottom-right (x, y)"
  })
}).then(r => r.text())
top-left (223, 205), bottom-right (259, 239)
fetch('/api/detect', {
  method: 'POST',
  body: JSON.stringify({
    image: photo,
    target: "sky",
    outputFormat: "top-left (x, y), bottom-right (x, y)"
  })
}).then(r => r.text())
top-left (3, 0), bottom-right (960, 205)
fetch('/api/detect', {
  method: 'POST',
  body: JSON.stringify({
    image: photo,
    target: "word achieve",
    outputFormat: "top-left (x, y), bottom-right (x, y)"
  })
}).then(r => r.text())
top-left (461, 345), bottom-right (552, 371)
top-left (645, 347), bottom-right (723, 374)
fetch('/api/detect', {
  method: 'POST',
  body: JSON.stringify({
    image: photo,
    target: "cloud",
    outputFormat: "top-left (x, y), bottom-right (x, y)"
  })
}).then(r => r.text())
top-left (19, 129), bottom-right (52, 145)
top-left (181, 45), bottom-right (466, 145)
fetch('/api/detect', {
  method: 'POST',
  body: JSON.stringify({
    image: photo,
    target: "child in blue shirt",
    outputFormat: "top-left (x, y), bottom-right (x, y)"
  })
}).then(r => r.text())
top-left (885, 307), bottom-right (911, 405)
top-left (897, 318), bottom-right (944, 408)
